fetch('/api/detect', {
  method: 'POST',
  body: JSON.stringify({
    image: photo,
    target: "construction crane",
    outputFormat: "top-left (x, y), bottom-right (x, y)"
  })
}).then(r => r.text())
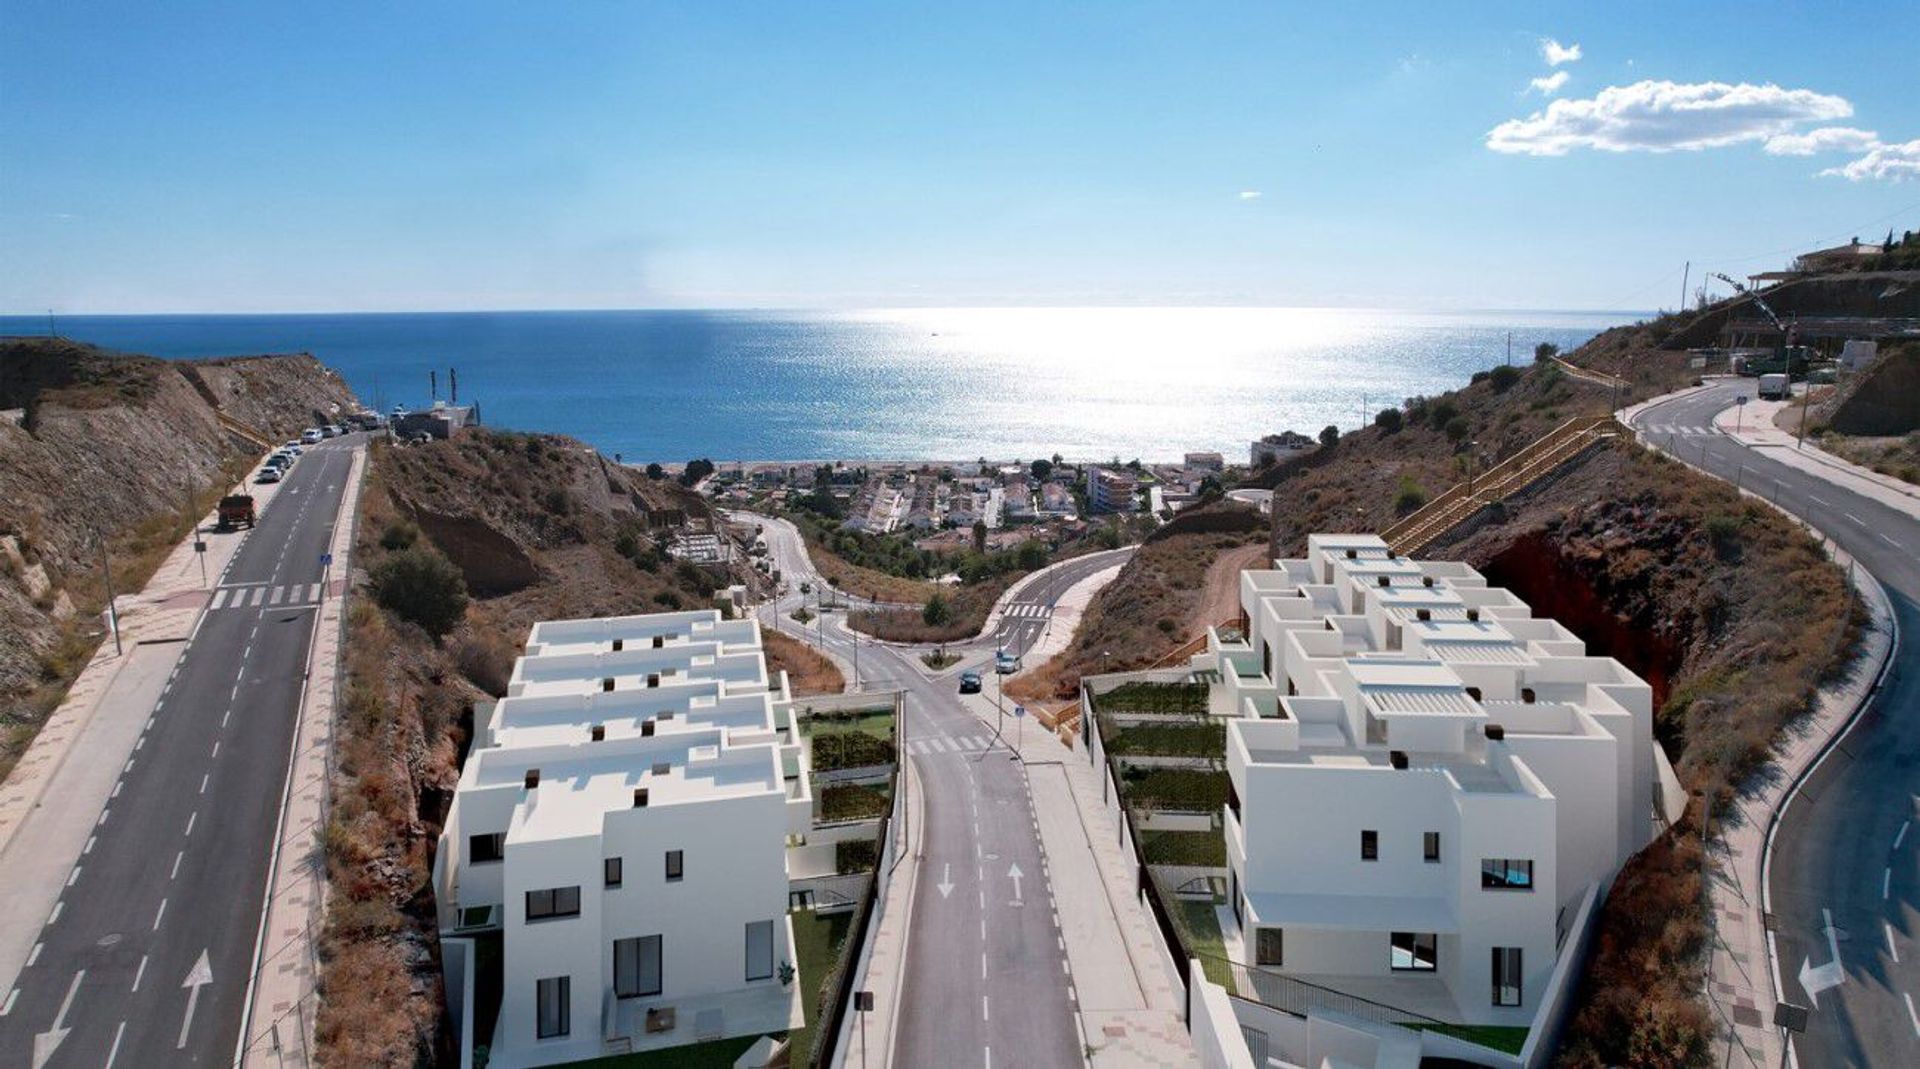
top-left (1709, 272), bottom-right (1788, 333)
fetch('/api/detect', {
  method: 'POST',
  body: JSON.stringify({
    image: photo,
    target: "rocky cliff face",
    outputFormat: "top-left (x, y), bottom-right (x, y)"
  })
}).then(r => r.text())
top-left (0, 337), bottom-right (359, 775)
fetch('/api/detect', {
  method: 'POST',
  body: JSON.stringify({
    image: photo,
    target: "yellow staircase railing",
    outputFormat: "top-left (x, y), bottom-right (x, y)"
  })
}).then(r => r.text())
top-left (1379, 414), bottom-right (1623, 557)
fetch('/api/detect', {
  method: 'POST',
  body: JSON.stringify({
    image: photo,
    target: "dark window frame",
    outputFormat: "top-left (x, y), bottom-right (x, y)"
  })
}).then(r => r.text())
top-left (1390, 931), bottom-right (1438, 973)
top-left (1255, 927), bottom-right (1284, 967)
top-left (1423, 831), bottom-right (1441, 863)
top-left (665, 849), bottom-right (684, 882)
top-left (614, 934), bottom-right (663, 998)
top-left (535, 975), bottom-right (570, 1038)
top-left (1480, 858), bottom-right (1535, 891)
top-left (525, 885), bottom-right (581, 922)
top-left (469, 832), bottom-right (505, 864)
top-left (604, 856), bottom-right (623, 888)
top-left (1360, 829), bottom-right (1378, 861)
top-left (1491, 946), bottom-right (1523, 1006)
top-left (745, 919), bottom-right (775, 982)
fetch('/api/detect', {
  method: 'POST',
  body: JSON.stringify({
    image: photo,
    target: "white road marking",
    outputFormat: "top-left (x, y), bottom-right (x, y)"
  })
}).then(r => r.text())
top-left (84, 836), bottom-right (95, 855)
top-left (65, 867), bottom-right (79, 888)
top-left (33, 970), bottom-right (83, 1067)
top-left (172, 852), bottom-right (184, 880)
top-left (152, 898), bottom-right (167, 930)
top-left (111, 781), bottom-right (122, 799)
top-left (1886, 867), bottom-right (1894, 900)
top-left (98, 809), bottom-right (110, 826)
top-left (1884, 533), bottom-right (1901, 547)
top-left (26, 943), bottom-right (41, 967)
top-left (185, 811), bottom-right (197, 837)
top-left (0, 987), bottom-right (16, 1016)
top-left (1908, 992), bottom-right (1920, 1037)
top-left (211, 741), bottom-right (220, 759)
top-left (1807, 495), bottom-right (1831, 507)
top-left (981, 995), bottom-right (989, 1021)
top-left (48, 901), bottom-right (62, 925)
top-left (1888, 922), bottom-right (1901, 964)
top-left (1846, 513), bottom-right (1866, 527)
top-left (201, 773), bottom-right (210, 793)
top-left (1898, 821), bottom-right (1911, 851)
top-left (132, 954), bottom-right (148, 992)
top-left (106, 1020), bottom-right (127, 1068)
top-left (176, 949), bottom-right (213, 1048)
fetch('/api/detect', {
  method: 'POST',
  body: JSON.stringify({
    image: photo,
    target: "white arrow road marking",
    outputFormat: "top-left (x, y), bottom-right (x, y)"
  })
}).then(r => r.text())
top-left (1008, 863), bottom-right (1024, 903)
top-left (1799, 909), bottom-right (1845, 1008)
top-left (177, 950), bottom-right (212, 1048)
top-left (32, 970), bottom-right (83, 1069)
top-left (937, 863), bottom-right (954, 899)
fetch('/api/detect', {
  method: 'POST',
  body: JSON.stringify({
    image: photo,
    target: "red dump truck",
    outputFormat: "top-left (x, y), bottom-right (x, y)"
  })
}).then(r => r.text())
top-left (217, 494), bottom-right (256, 530)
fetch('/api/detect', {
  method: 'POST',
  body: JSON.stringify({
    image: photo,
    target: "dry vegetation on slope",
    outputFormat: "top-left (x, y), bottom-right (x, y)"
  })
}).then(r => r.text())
top-left (317, 430), bottom-right (764, 1066)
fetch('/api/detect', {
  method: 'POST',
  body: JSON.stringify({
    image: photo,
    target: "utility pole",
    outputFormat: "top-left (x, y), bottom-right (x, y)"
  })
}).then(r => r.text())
top-left (1797, 380), bottom-right (1813, 450)
top-left (1506, 331), bottom-right (1512, 366)
top-left (97, 530), bottom-right (122, 656)
top-left (1680, 261), bottom-right (1691, 313)
top-left (449, 367), bottom-right (458, 405)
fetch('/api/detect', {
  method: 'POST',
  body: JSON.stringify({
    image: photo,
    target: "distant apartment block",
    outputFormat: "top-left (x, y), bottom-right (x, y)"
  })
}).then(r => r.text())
top-left (434, 609), bottom-right (809, 1068)
top-left (1087, 466), bottom-right (1140, 514)
top-left (1194, 534), bottom-right (1669, 1044)
top-left (1184, 450), bottom-right (1225, 471)
top-left (1250, 431), bottom-right (1314, 469)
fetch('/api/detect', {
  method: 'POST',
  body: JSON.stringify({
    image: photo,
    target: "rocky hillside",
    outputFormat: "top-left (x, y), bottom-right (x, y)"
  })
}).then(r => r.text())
top-left (0, 337), bottom-right (357, 779)
top-left (316, 428), bottom-right (765, 1066)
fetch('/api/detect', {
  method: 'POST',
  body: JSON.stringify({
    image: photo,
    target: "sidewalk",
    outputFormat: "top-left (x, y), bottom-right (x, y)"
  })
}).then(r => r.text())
top-left (831, 754), bottom-right (925, 1068)
top-left (1632, 387), bottom-right (1901, 1068)
top-left (966, 699), bottom-right (1198, 1067)
top-left (0, 460), bottom-right (294, 994)
top-left (238, 444), bottom-right (367, 1068)
top-left (1712, 395), bottom-right (1920, 521)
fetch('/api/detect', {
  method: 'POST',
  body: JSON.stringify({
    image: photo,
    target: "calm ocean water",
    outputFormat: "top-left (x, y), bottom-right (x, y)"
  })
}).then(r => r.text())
top-left (0, 308), bottom-right (1632, 462)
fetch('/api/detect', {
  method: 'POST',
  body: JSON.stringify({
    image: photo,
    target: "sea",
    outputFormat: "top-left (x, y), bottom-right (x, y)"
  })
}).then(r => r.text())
top-left (0, 308), bottom-right (1635, 463)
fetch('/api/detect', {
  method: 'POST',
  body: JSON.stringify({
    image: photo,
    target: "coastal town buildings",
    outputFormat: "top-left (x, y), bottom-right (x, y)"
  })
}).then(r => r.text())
top-left (433, 609), bottom-right (808, 1068)
top-left (1250, 431), bottom-right (1315, 469)
top-left (1196, 534), bottom-right (1667, 1039)
top-left (1087, 465), bottom-right (1140, 514)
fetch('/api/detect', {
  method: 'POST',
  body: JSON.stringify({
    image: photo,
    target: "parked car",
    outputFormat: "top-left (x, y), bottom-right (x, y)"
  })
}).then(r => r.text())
top-left (994, 648), bottom-right (1020, 674)
top-left (267, 451), bottom-right (294, 468)
top-left (255, 466), bottom-right (283, 484)
top-left (301, 428), bottom-right (323, 444)
top-left (958, 670), bottom-right (982, 694)
top-left (282, 442), bottom-right (303, 456)
top-left (216, 494), bottom-right (256, 530)
top-left (319, 425), bottom-right (338, 438)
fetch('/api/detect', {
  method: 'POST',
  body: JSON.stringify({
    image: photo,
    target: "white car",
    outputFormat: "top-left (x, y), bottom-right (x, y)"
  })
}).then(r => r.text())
top-left (255, 466), bottom-right (283, 484)
top-left (301, 428), bottom-right (323, 444)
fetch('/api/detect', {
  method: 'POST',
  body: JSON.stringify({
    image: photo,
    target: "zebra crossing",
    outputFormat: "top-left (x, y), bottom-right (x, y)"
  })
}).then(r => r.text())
top-left (903, 734), bottom-right (999, 756)
top-left (1002, 602), bottom-right (1051, 619)
top-left (207, 581), bottom-right (323, 612)
top-left (1636, 424), bottom-right (1721, 437)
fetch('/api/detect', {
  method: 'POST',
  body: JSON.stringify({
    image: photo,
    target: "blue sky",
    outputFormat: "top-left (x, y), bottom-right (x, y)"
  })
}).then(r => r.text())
top-left (3, 1), bottom-right (1917, 313)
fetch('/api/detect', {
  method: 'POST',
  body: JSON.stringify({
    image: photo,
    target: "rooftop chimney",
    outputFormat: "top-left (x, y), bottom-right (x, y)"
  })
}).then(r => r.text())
top-left (1389, 750), bottom-right (1409, 770)
top-left (1422, 576), bottom-right (1434, 588)
top-left (647, 673), bottom-right (660, 688)
top-left (612, 638), bottom-right (623, 652)
top-left (590, 724), bottom-right (605, 742)
top-left (1484, 724), bottom-right (1506, 741)
top-left (653, 635), bottom-right (666, 649)
top-left (1465, 686), bottom-right (1482, 701)
top-left (642, 719), bottom-right (655, 737)
top-left (1415, 608), bottom-right (1431, 622)
top-left (602, 677), bottom-right (615, 693)
top-left (1521, 687), bottom-right (1537, 704)
top-left (651, 762), bottom-right (671, 776)
top-left (632, 788), bottom-right (649, 808)
top-left (524, 769), bottom-right (540, 789)
top-left (1345, 548), bottom-right (1357, 559)
top-left (1377, 575), bottom-right (1390, 587)
top-left (1466, 608), bottom-right (1480, 622)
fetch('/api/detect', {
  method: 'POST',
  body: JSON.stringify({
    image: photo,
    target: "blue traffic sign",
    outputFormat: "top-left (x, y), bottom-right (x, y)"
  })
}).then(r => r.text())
top-left (320, 552), bottom-right (333, 566)
top-left (1014, 704), bottom-right (1026, 719)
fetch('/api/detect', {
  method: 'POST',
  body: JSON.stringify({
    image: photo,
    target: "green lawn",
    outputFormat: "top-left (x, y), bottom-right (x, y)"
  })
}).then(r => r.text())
top-left (1407, 1022), bottom-right (1530, 1055)
top-left (1172, 899), bottom-right (1234, 987)
top-left (799, 707), bottom-right (895, 741)
top-left (1140, 829), bottom-right (1227, 867)
top-left (1103, 719), bottom-right (1225, 758)
top-left (819, 783), bottom-right (891, 821)
top-left (787, 909), bottom-right (856, 1065)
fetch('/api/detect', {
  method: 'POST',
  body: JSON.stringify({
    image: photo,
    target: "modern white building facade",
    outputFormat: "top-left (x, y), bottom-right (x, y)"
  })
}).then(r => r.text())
top-left (1203, 534), bottom-right (1666, 1032)
top-left (434, 609), bottom-right (808, 1068)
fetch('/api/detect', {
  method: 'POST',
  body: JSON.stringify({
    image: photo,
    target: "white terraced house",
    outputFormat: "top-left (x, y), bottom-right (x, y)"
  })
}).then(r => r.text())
top-left (433, 609), bottom-right (810, 1069)
top-left (1200, 533), bottom-right (1671, 1042)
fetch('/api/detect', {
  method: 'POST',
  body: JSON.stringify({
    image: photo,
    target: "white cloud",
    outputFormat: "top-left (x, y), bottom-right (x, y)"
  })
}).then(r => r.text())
top-left (1540, 38), bottom-right (1582, 66)
top-left (1486, 79), bottom-right (1853, 156)
top-left (1238, 190), bottom-right (1262, 200)
top-left (1763, 126), bottom-right (1880, 156)
top-left (1528, 71), bottom-right (1570, 96)
top-left (1820, 138), bottom-right (1920, 181)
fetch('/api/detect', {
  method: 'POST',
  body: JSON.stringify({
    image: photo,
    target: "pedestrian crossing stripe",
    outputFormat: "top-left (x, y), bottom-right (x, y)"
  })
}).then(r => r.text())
top-left (1637, 425), bottom-right (1719, 437)
top-left (905, 735), bottom-right (993, 755)
top-left (1003, 603), bottom-right (1051, 619)
top-left (210, 582), bottom-right (321, 611)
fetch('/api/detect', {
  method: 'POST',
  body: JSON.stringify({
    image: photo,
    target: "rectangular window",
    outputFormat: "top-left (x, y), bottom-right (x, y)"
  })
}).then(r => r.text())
top-left (665, 849), bottom-right (684, 881)
top-left (1255, 928), bottom-right (1284, 967)
top-left (1423, 832), bottom-right (1440, 863)
top-left (525, 885), bottom-right (581, 921)
top-left (469, 832), bottom-right (505, 863)
top-left (604, 857), bottom-right (623, 888)
top-left (1230, 870), bottom-right (1243, 927)
top-left (1390, 932), bottom-right (1438, 972)
top-left (1360, 830), bottom-right (1378, 861)
top-left (1480, 858), bottom-right (1535, 890)
top-left (745, 920), bottom-right (775, 981)
top-left (1492, 947), bottom-right (1523, 1006)
top-left (614, 935), bottom-right (663, 997)
top-left (535, 975), bottom-right (570, 1038)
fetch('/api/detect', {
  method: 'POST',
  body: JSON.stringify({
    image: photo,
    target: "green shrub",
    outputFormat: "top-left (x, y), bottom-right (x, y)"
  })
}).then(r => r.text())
top-left (1394, 475), bottom-right (1428, 516)
top-left (922, 592), bottom-right (953, 626)
top-left (1488, 365), bottom-right (1522, 392)
top-left (1140, 829), bottom-right (1227, 866)
top-left (1373, 408), bottom-right (1404, 433)
top-left (811, 731), bottom-right (896, 771)
top-left (369, 547), bottom-right (468, 638)
top-left (377, 520), bottom-right (419, 551)
top-left (1120, 767), bottom-right (1229, 811)
top-left (820, 784), bottom-right (890, 822)
top-left (1444, 416), bottom-right (1471, 442)
top-left (835, 838), bottom-right (878, 874)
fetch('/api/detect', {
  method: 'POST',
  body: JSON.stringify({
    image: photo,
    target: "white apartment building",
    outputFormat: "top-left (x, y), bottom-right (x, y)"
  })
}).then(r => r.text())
top-left (1202, 534), bottom-right (1668, 1034)
top-left (434, 609), bottom-right (809, 1068)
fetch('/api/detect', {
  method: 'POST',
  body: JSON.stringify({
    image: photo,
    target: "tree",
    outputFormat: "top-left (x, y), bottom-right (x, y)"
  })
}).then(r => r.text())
top-left (1373, 408), bottom-right (1403, 433)
top-left (1534, 342), bottom-right (1559, 363)
top-left (370, 546), bottom-right (469, 638)
top-left (1015, 540), bottom-right (1049, 570)
top-left (1030, 457), bottom-right (1053, 480)
top-left (645, 462), bottom-right (664, 480)
top-left (971, 519), bottom-right (988, 554)
top-left (808, 482), bottom-right (842, 518)
top-left (922, 592), bottom-right (953, 627)
top-left (1488, 364), bottom-right (1522, 392)
top-left (1318, 425), bottom-right (1340, 448)
top-left (1197, 475), bottom-right (1225, 502)
top-left (679, 458), bottom-right (715, 487)
top-left (1444, 416), bottom-right (1471, 442)
top-left (1429, 399), bottom-right (1459, 428)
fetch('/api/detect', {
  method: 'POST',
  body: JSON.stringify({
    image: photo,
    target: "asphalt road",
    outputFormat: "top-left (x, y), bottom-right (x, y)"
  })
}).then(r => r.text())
top-left (1630, 384), bottom-right (1920, 1068)
top-left (0, 437), bottom-right (357, 1069)
top-left (738, 512), bottom-right (1133, 1067)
